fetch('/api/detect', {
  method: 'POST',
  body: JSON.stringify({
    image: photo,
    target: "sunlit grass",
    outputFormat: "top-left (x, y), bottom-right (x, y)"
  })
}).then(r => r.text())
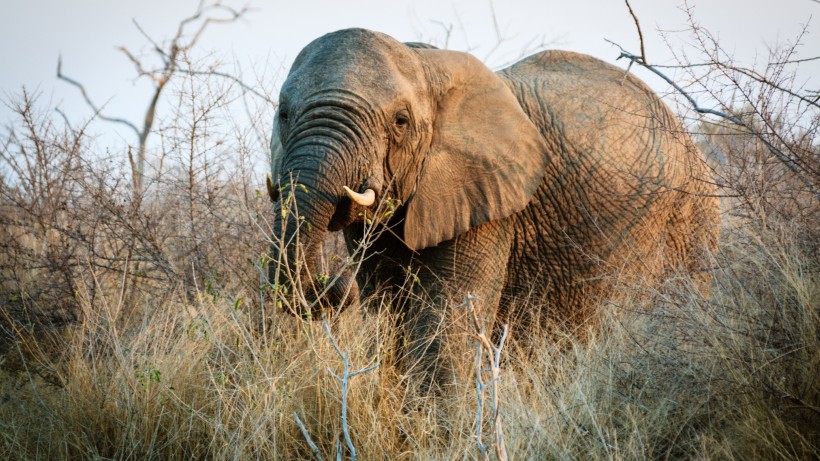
top-left (1, 219), bottom-right (817, 460)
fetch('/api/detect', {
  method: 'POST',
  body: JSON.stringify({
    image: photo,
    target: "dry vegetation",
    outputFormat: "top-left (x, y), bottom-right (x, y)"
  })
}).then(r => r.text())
top-left (1, 4), bottom-right (818, 460)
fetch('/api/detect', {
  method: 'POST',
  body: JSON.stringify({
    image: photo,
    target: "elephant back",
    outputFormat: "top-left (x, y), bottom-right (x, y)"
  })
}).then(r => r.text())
top-left (497, 50), bottom-right (718, 318)
top-left (499, 50), bottom-right (702, 192)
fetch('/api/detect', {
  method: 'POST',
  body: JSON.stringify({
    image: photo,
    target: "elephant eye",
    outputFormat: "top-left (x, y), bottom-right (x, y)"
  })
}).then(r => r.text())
top-left (278, 107), bottom-right (289, 124)
top-left (394, 110), bottom-right (410, 128)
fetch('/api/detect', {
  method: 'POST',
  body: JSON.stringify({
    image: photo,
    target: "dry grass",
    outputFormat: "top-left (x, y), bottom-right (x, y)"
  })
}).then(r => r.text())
top-left (1, 205), bottom-right (817, 459)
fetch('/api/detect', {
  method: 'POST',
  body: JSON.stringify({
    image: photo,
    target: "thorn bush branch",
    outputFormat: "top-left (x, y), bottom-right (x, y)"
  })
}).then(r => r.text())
top-left (624, 0), bottom-right (647, 64)
top-left (606, 39), bottom-right (819, 199)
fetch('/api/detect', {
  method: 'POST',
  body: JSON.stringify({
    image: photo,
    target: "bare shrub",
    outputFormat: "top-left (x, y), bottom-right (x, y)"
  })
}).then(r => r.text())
top-left (0, 91), bottom-right (109, 329)
top-left (1, 67), bottom-right (274, 343)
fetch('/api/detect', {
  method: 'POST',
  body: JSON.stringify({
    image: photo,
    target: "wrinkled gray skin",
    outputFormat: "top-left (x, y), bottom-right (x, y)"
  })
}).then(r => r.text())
top-left (269, 29), bottom-right (719, 392)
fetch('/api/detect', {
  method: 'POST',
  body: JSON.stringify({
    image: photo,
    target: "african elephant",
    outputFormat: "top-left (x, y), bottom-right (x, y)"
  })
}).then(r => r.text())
top-left (267, 28), bottom-right (719, 391)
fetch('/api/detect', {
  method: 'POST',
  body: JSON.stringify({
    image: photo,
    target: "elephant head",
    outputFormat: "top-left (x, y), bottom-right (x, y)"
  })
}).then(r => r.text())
top-left (268, 28), bottom-right (549, 318)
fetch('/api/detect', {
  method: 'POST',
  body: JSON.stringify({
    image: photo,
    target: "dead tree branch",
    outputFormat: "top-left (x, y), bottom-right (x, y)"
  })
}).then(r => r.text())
top-left (56, 1), bottom-right (251, 200)
top-left (56, 57), bottom-right (141, 136)
top-left (461, 295), bottom-right (509, 461)
top-left (292, 411), bottom-right (325, 461)
top-left (322, 316), bottom-right (379, 461)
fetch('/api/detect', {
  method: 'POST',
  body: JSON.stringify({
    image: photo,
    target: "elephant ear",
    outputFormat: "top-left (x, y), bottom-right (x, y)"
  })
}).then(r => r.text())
top-left (404, 41), bottom-right (438, 50)
top-left (267, 111), bottom-right (284, 202)
top-left (403, 49), bottom-right (549, 250)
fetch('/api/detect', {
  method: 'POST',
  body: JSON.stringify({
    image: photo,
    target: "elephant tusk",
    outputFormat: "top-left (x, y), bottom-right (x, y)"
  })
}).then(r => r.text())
top-left (343, 186), bottom-right (376, 207)
top-left (266, 174), bottom-right (280, 203)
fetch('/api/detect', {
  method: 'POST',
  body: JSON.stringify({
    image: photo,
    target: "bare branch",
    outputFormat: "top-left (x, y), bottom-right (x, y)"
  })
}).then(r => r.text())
top-left (607, 39), bottom-right (819, 198)
top-left (723, 61), bottom-right (820, 111)
top-left (772, 55), bottom-right (820, 65)
top-left (186, 4), bottom-right (250, 51)
top-left (482, 0), bottom-right (512, 64)
top-left (292, 412), bottom-right (325, 461)
top-left (185, 69), bottom-right (276, 104)
top-left (606, 40), bottom-right (742, 123)
top-left (56, 56), bottom-right (141, 136)
top-left (321, 316), bottom-right (379, 460)
top-left (429, 20), bottom-right (454, 49)
top-left (624, 0), bottom-right (647, 63)
top-left (461, 295), bottom-right (509, 461)
top-left (58, 1), bottom-right (254, 200)
top-left (131, 18), bottom-right (167, 62)
top-left (117, 47), bottom-right (153, 81)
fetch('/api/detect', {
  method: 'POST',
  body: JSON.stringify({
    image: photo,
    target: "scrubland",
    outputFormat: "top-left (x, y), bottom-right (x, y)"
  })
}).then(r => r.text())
top-left (1, 8), bottom-right (818, 459)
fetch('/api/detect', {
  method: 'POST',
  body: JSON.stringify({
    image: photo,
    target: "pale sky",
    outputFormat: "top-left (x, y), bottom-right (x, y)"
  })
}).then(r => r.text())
top-left (1, 0), bottom-right (817, 144)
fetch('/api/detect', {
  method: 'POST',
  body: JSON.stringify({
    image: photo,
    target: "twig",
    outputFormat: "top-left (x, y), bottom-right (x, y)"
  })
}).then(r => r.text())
top-left (185, 69), bottom-right (276, 104)
top-left (56, 57), bottom-right (141, 136)
top-left (606, 39), bottom-right (819, 198)
top-left (292, 412), bottom-right (325, 461)
top-left (624, 0), bottom-right (647, 64)
top-left (461, 295), bottom-right (509, 461)
top-left (322, 316), bottom-right (379, 460)
top-left (606, 40), bottom-right (742, 123)
top-left (429, 20), bottom-right (454, 49)
top-left (132, 18), bottom-right (167, 61)
top-left (57, 1), bottom-right (251, 200)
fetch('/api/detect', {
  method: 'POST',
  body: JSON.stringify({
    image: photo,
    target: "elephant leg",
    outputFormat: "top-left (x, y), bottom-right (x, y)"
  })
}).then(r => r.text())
top-left (400, 219), bottom-right (513, 396)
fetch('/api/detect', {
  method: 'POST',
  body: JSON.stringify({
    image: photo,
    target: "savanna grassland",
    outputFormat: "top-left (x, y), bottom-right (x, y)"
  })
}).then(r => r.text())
top-left (1, 5), bottom-right (818, 460)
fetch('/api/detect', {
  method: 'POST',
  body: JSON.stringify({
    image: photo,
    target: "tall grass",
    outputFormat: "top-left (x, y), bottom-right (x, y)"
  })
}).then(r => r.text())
top-left (1, 184), bottom-right (817, 459)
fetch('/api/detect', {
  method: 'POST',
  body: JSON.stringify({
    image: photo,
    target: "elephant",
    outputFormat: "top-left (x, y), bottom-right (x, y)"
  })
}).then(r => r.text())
top-left (267, 28), bottom-right (719, 392)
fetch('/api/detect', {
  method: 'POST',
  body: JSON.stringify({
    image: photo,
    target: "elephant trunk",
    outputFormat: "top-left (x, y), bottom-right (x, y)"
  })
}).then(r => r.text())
top-left (268, 153), bottom-right (358, 319)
